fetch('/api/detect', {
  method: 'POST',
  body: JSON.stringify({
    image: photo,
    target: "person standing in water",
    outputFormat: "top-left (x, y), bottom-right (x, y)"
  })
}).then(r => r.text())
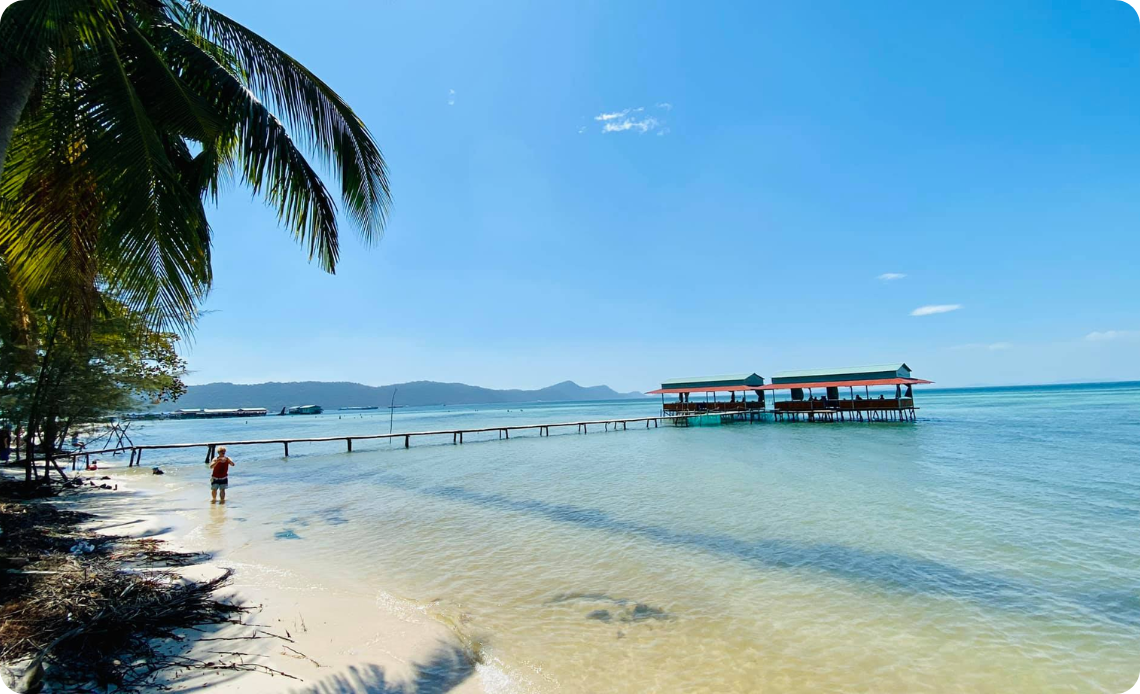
top-left (208, 446), bottom-right (235, 503)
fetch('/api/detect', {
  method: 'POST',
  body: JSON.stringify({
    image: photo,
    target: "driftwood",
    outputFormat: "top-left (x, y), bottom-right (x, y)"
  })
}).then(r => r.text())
top-left (0, 484), bottom-right (299, 692)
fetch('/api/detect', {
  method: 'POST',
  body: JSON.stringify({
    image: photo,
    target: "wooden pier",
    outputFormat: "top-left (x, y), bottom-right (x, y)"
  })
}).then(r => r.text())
top-left (66, 411), bottom-right (761, 469)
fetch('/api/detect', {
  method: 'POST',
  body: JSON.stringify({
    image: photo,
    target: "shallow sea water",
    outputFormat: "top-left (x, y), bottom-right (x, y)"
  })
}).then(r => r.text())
top-left (112, 384), bottom-right (1140, 693)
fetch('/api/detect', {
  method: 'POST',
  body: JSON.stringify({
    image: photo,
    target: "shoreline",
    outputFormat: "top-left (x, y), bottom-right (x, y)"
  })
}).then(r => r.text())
top-left (1, 464), bottom-right (490, 693)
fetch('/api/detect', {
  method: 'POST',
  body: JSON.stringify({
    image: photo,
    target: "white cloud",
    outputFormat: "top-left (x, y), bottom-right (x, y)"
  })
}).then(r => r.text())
top-left (1085, 329), bottom-right (1140, 342)
top-left (656, 102), bottom-right (673, 111)
top-left (911, 304), bottom-right (962, 316)
top-left (656, 127), bottom-right (671, 137)
top-left (595, 107), bottom-right (642, 122)
top-left (447, 89), bottom-right (456, 106)
top-left (591, 106), bottom-right (667, 135)
top-left (877, 273), bottom-right (906, 281)
top-left (603, 116), bottom-right (661, 133)
top-left (577, 126), bottom-right (587, 134)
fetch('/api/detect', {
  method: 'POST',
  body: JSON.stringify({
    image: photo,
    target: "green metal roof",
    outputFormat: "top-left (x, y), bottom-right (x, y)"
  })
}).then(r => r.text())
top-left (771, 364), bottom-right (911, 384)
top-left (661, 373), bottom-right (765, 389)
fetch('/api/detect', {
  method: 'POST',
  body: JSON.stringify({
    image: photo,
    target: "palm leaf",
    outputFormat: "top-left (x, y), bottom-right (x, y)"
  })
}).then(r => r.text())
top-left (158, 25), bottom-right (341, 269)
top-left (77, 29), bottom-right (211, 329)
top-left (186, 2), bottom-right (390, 249)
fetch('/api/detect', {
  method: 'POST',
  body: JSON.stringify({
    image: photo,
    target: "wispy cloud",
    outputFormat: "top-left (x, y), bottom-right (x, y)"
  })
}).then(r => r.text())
top-left (1085, 329), bottom-right (1140, 342)
top-left (656, 102), bottom-right (673, 111)
top-left (591, 105), bottom-right (668, 135)
top-left (577, 125), bottom-right (587, 134)
top-left (911, 304), bottom-right (962, 316)
top-left (602, 115), bottom-right (660, 134)
top-left (877, 272), bottom-right (906, 281)
top-left (595, 107), bottom-right (641, 122)
top-left (952, 342), bottom-right (1012, 351)
top-left (447, 89), bottom-right (456, 106)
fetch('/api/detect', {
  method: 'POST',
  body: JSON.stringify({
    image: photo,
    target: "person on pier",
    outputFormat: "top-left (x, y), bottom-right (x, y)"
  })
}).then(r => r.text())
top-left (208, 446), bottom-right (235, 503)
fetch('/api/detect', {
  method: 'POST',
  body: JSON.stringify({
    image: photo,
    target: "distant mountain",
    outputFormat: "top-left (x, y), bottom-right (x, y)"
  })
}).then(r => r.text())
top-left (167, 380), bottom-right (647, 411)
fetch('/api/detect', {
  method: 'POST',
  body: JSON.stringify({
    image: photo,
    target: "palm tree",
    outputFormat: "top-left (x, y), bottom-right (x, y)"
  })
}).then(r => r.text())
top-left (0, 0), bottom-right (389, 328)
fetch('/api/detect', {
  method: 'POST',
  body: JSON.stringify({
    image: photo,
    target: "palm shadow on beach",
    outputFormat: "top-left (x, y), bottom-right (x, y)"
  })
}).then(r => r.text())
top-left (295, 646), bottom-right (476, 694)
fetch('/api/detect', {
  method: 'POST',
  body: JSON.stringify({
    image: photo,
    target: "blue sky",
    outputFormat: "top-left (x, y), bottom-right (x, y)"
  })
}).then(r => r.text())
top-left (188, 0), bottom-right (1140, 391)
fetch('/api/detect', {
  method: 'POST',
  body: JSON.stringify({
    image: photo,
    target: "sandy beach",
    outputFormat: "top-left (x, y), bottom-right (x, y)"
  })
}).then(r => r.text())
top-left (5, 462), bottom-right (490, 694)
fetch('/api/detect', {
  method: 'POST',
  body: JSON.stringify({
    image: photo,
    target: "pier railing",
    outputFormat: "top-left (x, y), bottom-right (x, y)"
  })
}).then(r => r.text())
top-left (66, 411), bottom-right (760, 469)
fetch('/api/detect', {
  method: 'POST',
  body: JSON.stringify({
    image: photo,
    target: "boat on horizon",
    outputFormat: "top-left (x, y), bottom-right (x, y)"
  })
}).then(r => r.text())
top-left (282, 404), bottom-right (324, 415)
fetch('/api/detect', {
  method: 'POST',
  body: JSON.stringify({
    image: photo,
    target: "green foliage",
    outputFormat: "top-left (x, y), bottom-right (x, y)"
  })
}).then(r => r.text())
top-left (0, 0), bottom-right (389, 331)
top-left (0, 277), bottom-right (186, 456)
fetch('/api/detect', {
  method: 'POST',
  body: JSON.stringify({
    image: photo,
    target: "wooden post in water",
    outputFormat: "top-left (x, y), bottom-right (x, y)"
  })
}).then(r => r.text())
top-left (347, 438), bottom-right (353, 452)
top-left (404, 435), bottom-right (410, 448)
top-left (284, 442), bottom-right (289, 457)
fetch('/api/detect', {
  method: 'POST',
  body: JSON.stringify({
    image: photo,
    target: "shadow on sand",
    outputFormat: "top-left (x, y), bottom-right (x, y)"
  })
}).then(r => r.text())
top-left (368, 472), bottom-right (1139, 628)
top-left (296, 646), bottom-right (476, 694)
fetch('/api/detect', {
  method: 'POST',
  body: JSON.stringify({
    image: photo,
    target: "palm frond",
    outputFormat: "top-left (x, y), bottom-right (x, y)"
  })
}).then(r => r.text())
top-left (186, 2), bottom-right (390, 249)
top-left (159, 26), bottom-right (341, 269)
top-left (79, 30), bottom-right (211, 330)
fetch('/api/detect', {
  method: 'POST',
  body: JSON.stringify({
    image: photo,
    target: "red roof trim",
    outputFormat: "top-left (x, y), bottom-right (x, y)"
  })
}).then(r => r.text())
top-left (646, 377), bottom-right (932, 394)
top-left (757, 377), bottom-right (932, 391)
top-left (646, 384), bottom-right (769, 395)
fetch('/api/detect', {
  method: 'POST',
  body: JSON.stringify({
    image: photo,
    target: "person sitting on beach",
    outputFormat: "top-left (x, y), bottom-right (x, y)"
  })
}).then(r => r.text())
top-left (207, 447), bottom-right (235, 503)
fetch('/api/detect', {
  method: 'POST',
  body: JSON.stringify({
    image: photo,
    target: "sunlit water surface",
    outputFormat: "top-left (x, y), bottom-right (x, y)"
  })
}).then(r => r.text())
top-left (109, 384), bottom-right (1140, 693)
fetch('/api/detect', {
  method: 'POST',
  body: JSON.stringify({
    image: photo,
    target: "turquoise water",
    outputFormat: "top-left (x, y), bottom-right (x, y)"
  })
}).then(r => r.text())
top-left (111, 383), bottom-right (1139, 692)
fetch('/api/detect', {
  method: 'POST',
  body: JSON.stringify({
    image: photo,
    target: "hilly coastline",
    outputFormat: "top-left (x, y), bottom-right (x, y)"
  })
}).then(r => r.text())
top-left (171, 380), bottom-right (646, 411)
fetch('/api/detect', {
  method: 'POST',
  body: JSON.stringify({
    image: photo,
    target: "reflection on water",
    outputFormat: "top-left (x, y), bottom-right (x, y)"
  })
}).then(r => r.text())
top-left (123, 385), bottom-right (1140, 693)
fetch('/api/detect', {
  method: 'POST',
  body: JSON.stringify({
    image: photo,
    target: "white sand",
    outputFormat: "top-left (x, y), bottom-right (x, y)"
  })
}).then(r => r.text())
top-left (11, 466), bottom-right (492, 693)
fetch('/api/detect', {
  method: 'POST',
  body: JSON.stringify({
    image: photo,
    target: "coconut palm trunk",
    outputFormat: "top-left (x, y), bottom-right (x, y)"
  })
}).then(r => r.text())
top-left (0, 58), bottom-right (40, 181)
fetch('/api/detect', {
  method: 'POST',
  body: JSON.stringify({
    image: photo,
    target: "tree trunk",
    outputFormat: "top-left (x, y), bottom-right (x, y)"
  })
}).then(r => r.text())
top-left (0, 58), bottom-right (39, 181)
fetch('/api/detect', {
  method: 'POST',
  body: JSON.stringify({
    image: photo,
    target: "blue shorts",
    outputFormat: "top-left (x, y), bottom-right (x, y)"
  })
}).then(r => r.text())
top-left (211, 478), bottom-right (229, 491)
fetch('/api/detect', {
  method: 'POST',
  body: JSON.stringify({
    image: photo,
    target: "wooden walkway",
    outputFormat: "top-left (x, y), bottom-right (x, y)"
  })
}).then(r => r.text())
top-left (67, 411), bottom-right (760, 469)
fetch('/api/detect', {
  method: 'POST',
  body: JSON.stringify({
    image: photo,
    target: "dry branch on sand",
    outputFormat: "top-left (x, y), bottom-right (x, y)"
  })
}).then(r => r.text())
top-left (0, 479), bottom-right (293, 692)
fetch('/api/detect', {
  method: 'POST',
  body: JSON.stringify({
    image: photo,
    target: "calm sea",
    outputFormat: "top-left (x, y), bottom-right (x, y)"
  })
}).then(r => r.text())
top-left (109, 383), bottom-right (1140, 693)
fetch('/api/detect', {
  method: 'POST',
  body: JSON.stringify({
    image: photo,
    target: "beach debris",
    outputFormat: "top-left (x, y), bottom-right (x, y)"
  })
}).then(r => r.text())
top-left (69, 540), bottom-right (95, 555)
top-left (281, 644), bottom-right (323, 668)
top-left (1, 483), bottom-right (294, 692)
top-left (151, 467), bottom-right (164, 475)
top-left (2, 657), bottom-right (44, 694)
